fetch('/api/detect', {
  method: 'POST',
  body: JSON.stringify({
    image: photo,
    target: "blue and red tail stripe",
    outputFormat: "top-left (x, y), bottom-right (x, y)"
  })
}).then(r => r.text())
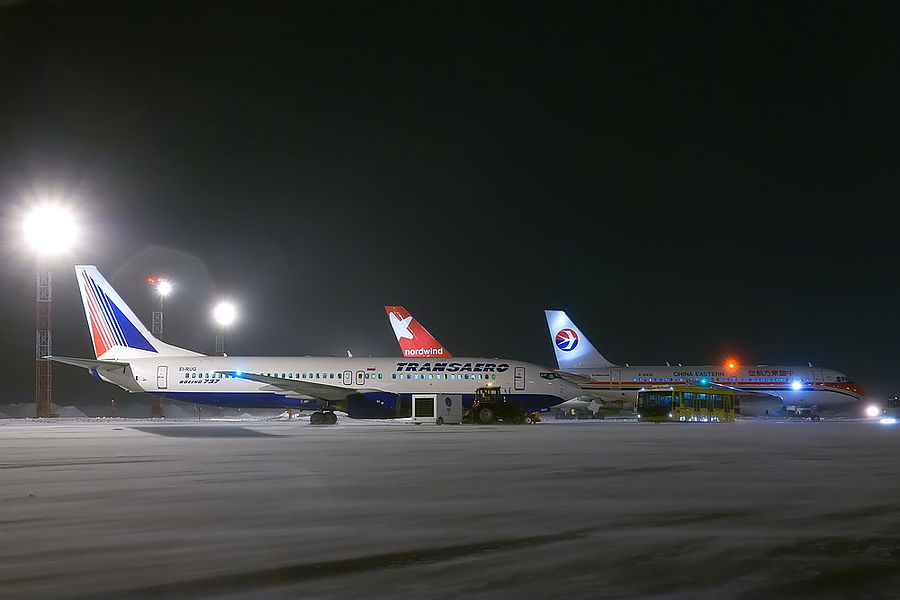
top-left (79, 270), bottom-right (156, 356)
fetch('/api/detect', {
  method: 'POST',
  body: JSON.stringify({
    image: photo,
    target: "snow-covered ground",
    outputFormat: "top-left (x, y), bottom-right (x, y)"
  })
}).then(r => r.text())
top-left (1, 419), bottom-right (898, 599)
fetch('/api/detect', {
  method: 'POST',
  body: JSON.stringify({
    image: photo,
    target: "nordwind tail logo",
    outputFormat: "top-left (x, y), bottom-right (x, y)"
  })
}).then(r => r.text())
top-left (555, 328), bottom-right (579, 351)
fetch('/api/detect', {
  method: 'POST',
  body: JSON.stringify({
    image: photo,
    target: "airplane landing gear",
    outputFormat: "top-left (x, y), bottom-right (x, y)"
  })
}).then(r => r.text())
top-left (310, 411), bottom-right (338, 425)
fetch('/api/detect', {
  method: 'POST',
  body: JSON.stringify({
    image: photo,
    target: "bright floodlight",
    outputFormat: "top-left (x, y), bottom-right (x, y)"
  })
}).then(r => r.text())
top-left (865, 405), bottom-right (880, 418)
top-left (23, 204), bottom-right (77, 255)
top-left (157, 280), bottom-right (173, 296)
top-left (791, 380), bottom-right (802, 391)
top-left (213, 302), bottom-right (237, 326)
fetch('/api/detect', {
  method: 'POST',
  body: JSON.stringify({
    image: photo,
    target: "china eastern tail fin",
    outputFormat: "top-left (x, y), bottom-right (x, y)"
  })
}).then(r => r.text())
top-left (75, 265), bottom-right (202, 360)
top-left (384, 306), bottom-right (452, 358)
top-left (544, 310), bottom-right (615, 370)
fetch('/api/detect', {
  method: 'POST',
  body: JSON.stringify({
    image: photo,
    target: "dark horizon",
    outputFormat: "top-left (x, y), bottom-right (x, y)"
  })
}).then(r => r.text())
top-left (1, 1), bottom-right (897, 406)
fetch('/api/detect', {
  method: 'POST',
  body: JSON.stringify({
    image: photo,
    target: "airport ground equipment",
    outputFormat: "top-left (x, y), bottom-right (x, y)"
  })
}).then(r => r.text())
top-left (464, 387), bottom-right (532, 424)
top-left (784, 405), bottom-right (821, 421)
top-left (412, 394), bottom-right (463, 424)
top-left (636, 382), bottom-right (738, 422)
top-left (555, 406), bottom-right (605, 420)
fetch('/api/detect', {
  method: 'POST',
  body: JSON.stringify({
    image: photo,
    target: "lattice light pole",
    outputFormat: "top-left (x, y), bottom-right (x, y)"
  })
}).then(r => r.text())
top-left (23, 204), bottom-right (77, 418)
top-left (213, 301), bottom-right (236, 355)
top-left (35, 266), bottom-right (53, 418)
top-left (146, 276), bottom-right (172, 418)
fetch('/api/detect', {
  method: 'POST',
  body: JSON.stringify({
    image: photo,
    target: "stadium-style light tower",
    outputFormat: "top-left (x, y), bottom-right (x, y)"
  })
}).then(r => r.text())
top-left (146, 276), bottom-right (172, 418)
top-left (22, 204), bottom-right (78, 418)
top-left (146, 276), bottom-right (172, 337)
top-left (213, 301), bottom-right (236, 355)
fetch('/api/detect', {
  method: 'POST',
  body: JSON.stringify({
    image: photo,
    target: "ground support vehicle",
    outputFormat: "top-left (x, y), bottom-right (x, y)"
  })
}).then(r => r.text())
top-left (464, 387), bottom-right (533, 424)
top-left (785, 404), bottom-right (821, 421)
top-left (636, 382), bottom-right (738, 423)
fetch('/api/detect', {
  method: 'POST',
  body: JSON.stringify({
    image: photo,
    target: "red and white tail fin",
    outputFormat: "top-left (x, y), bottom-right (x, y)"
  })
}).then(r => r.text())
top-left (384, 306), bottom-right (452, 358)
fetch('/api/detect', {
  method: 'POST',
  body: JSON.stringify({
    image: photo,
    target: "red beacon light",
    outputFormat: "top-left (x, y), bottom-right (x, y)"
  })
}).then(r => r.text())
top-left (725, 358), bottom-right (740, 371)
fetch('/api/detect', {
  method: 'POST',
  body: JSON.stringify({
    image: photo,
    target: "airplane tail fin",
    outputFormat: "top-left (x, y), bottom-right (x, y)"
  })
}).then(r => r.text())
top-left (544, 310), bottom-right (615, 370)
top-left (384, 306), bottom-right (452, 358)
top-left (75, 265), bottom-right (202, 360)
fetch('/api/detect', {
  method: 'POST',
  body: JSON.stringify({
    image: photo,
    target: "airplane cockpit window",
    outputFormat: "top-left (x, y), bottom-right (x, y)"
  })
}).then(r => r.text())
top-left (540, 372), bottom-right (560, 380)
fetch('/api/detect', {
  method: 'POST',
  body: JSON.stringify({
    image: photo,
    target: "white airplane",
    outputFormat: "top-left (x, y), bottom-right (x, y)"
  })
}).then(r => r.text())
top-left (545, 310), bottom-right (865, 415)
top-left (48, 266), bottom-right (581, 423)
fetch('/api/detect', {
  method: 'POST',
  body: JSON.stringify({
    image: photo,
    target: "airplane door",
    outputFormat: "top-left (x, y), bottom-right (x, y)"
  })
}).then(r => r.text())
top-left (343, 370), bottom-right (352, 385)
top-left (514, 366), bottom-right (525, 391)
top-left (356, 370), bottom-right (365, 386)
top-left (157, 365), bottom-right (168, 389)
top-left (610, 369), bottom-right (621, 388)
top-left (812, 369), bottom-right (824, 383)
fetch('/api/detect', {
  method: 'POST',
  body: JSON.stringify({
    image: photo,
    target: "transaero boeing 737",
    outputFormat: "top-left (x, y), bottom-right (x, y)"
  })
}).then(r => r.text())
top-left (544, 310), bottom-right (865, 415)
top-left (49, 266), bottom-right (581, 423)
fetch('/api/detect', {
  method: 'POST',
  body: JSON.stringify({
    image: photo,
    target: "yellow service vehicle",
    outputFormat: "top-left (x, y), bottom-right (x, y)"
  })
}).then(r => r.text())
top-left (636, 381), bottom-right (738, 422)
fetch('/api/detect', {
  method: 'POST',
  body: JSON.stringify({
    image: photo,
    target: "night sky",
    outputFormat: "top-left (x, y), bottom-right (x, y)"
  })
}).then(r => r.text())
top-left (1, 1), bottom-right (897, 407)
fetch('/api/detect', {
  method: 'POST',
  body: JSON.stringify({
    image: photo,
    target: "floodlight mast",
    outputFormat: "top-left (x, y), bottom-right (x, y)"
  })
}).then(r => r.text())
top-left (147, 276), bottom-right (171, 418)
top-left (213, 302), bottom-right (236, 355)
top-left (147, 276), bottom-right (171, 337)
top-left (23, 204), bottom-right (77, 418)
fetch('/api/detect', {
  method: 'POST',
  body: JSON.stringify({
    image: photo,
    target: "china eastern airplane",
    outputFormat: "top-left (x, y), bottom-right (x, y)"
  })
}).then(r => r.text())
top-left (545, 310), bottom-right (865, 415)
top-left (48, 266), bottom-right (580, 423)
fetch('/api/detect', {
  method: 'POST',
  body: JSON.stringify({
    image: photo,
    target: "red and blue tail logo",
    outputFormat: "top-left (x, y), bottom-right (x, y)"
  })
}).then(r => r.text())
top-left (77, 267), bottom-right (157, 358)
top-left (555, 328), bottom-right (579, 351)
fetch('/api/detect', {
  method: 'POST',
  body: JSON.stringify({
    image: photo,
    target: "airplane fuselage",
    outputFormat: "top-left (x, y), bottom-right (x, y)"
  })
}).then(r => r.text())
top-left (566, 364), bottom-right (864, 411)
top-left (98, 355), bottom-right (578, 419)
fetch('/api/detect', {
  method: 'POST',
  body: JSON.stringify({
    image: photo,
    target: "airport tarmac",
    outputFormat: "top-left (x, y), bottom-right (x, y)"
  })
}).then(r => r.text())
top-left (1, 417), bottom-right (899, 599)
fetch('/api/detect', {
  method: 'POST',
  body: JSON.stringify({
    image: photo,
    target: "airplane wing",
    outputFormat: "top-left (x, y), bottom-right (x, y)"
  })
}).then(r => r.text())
top-left (553, 371), bottom-right (594, 385)
top-left (48, 355), bottom-right (144, 392)
top-left (216, 371), bottom-right (383, 403)
top-left (47, 355), bottom-right (131, 371)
